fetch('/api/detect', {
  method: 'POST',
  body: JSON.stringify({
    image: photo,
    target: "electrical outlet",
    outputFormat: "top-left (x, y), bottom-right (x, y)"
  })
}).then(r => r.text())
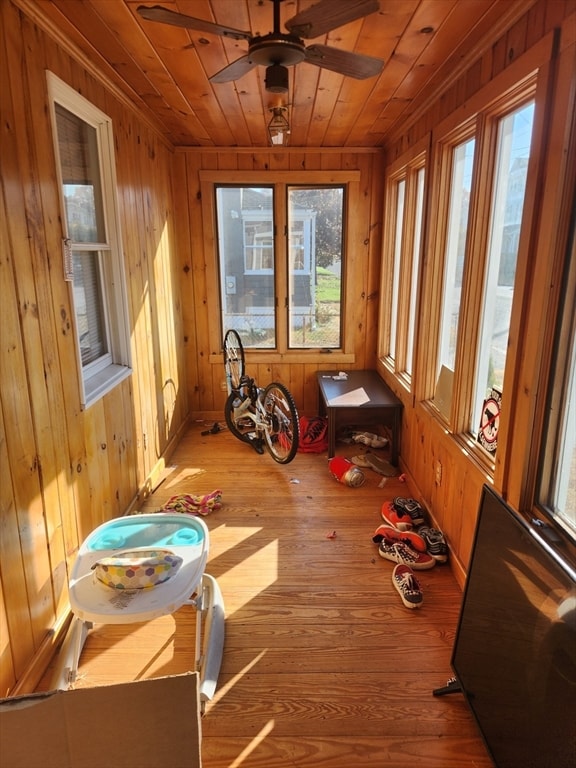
top-left (435, 460), bottom-right (442, 486)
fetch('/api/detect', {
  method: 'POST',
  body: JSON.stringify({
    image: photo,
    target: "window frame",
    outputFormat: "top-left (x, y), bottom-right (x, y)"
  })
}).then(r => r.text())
top-left (202, 170), bottom-right (360, 363)
top-left (378, 138), bottom-right (428, 393)
top-left (47, 72), bottom-right (131, 408)
top-left (422, 78), bottom-right (540, 472)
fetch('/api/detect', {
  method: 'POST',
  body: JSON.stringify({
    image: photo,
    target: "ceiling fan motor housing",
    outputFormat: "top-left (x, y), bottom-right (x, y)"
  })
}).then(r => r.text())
top-left (265, 64), bottom-right (289, 93)
top-left (248, 35), bottom-right (306, 67)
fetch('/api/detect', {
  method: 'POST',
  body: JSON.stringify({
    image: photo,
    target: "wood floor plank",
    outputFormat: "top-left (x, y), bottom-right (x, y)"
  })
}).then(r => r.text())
top-left (38, 422), bottom-right (492, 767)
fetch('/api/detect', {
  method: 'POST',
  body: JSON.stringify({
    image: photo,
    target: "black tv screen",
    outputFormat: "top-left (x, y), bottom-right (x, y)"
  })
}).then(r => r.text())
top-left (449, 485), bottom-right (576, 768)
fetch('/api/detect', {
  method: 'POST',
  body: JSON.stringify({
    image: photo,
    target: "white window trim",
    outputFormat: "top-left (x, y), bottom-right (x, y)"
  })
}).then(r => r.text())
top-left (47, 72), bottom-right (131, 408)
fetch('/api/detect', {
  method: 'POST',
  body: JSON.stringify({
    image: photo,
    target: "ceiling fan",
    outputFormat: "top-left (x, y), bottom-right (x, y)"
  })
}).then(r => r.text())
top-left (137, 0), bottom-right (384, 93)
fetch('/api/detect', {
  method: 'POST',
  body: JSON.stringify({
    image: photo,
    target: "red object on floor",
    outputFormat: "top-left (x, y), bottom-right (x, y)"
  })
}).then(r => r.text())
top-left (328, 456), bottom-right (365, 487)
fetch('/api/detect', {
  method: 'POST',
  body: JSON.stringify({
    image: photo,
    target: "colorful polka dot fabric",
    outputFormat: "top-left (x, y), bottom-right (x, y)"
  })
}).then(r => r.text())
top-left (92, 549), bottom-right (183, 590)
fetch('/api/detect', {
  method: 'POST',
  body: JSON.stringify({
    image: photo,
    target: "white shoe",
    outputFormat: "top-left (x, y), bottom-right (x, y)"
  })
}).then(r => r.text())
top-left (352, 432), bottom-right (388, 448)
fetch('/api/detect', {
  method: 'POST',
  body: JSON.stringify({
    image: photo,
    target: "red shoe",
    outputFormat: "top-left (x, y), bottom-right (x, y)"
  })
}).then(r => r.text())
top-left (381, 501), bottom-right (413, 531)
top-left (372, 524), bottom-right (427, 553)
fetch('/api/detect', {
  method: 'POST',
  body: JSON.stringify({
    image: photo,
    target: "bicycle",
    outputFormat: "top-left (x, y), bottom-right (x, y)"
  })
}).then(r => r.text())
top-left (223, 329), bottom-right (300, 463)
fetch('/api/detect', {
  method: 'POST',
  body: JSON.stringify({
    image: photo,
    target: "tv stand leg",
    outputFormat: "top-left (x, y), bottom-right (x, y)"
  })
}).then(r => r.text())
top-left (432, 677), bottom-right (462, 696)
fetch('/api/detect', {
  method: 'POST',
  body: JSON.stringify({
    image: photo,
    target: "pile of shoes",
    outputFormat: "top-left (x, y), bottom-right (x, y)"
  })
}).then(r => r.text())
top-left (351, 431), bottom-right (388, 448)
top-left (373, 496), bottom-right (448, 609)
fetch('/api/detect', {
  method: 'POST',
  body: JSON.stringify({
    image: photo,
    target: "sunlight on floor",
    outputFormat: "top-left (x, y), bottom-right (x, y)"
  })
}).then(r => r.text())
top-left (207, 648), bottom-right (267, 711)
top-left (216, 539), bottom-right (279, 607)
top-left (227, 719), bottom-right (275, 768)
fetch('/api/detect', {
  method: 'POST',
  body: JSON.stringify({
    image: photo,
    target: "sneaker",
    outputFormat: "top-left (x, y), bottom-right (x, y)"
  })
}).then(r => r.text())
top-left (392, 564), bottom-right (423, 609)
top-left (393, 497), bottom-right (426, 526)
top-left (372, 524), bottom-right (427, 553)
top-left (381, 501), bottom-right (414, 531)
top-left (378, 539), bottom-right (436, 570)
top-left (418, 526), bottom-right (449, 563)
top-left (352, 431), bottom-right (388, 449)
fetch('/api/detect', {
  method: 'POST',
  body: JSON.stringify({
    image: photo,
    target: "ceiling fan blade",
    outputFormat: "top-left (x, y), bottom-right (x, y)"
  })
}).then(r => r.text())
top-left (210, 55), bottom-right (259, 84)
top-left (137, 5), bottom-right (251, 41)
top-left (286, 0), bottom-right (380, 39)
top-left (304, 45), bottom-right (383, 79)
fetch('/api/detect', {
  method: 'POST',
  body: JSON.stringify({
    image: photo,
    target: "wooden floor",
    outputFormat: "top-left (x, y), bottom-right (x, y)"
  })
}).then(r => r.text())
top-left (39, 421), bottom-right (493, 768)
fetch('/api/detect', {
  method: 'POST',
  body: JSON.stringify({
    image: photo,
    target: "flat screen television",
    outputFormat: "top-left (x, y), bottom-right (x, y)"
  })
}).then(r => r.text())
top-left (434, 485), bottom-right (576, 768)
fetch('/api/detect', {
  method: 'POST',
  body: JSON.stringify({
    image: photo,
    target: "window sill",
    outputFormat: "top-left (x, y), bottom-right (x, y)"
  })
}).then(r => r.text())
top-left (209, 351), bottom-right (355, 366)
top-left (83, 364), bottom-right (132, 409)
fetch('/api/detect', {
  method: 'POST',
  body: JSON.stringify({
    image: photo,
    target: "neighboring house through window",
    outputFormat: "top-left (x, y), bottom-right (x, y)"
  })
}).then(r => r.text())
top-left (215, 184), bottom-right (343, 350)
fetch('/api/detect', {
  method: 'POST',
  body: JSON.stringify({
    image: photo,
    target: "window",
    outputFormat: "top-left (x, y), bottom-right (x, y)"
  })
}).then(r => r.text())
top-left (389, 179), bottom-right (405, 363)
top-left (430, 91), bottom-right (536, 458)
top-left (380, 150), bottom-right (426, 386)
top-left (216, 184), bottom-right (344, 350)
top-left (48, 73), bottom-right (131, 407)
top-left (538, 215), bottom-right (576, 539)
top-left (436, 137), bottom-right (475, 396)
top-left (406, 168), bottom-right (425, 376)
top-left (472, 103), bottom-right (534, 443)
top-left (288, 187), bottom-right (343, 349)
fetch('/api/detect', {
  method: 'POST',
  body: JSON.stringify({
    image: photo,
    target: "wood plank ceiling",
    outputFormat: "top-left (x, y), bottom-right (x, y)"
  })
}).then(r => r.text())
top-left (27, 0), bottom-right (536, 148)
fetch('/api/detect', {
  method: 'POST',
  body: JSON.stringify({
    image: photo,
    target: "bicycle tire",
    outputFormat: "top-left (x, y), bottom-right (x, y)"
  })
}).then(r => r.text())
top-left (223, 329), bottom-right (245, 392)
top-left (224, 391), bottom-right (256, 445)
top-left (261, 382), bottom-right (300, 464)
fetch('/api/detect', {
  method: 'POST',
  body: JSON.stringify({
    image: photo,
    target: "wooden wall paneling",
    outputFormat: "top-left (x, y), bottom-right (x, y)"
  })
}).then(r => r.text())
top-left (286, 361), bottom-right (305, 418)
top-left (288, 151), bottom-right (307, 171)
top-left (237, 151), bottom-right (257, 171)
top-left (0, 554), bottom-right (16, 696)
top-left (216, 151), bottom-right (239, 170)
top-left (172, 151), bottom-right (198, 413)
top-left (115, 114), bottom-right (151, 493)
top-left (39, 89), bottom-right (90, 586)
top-left (268, 152), bottom-right (291, 171)
top-left (0, 194), bottom-right (38, 689)
top-left (84, 403), bottom-right (112, 534)
top-left (356, 152), bottom-right (380, 370)
top-left (167, 148), bottom-right (189, 438)
top-left (506, 11), bottom-right (529, 65)
top-left (544, 0), bottom-right (571, 30)
top-left (103, 379), bottom-right (136, 518)
top-left (129, 119), bottom-right (164, 477)
top-left (525, 0), bottom-right (547, 48)
top-left (148, 137), bottom-right (183, 455)
top-left (1, 3), bottom-right (193, 694)
top-left (193, 154), bottom-right (218, 413)
top-left (2, 9), bottom-right (59, 650)
top-left (22, 14), bottom-right (81, 616)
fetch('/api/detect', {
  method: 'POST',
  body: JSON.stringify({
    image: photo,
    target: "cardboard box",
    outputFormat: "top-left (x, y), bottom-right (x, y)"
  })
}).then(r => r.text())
top-left (0, 673), bottom-right (201, 768)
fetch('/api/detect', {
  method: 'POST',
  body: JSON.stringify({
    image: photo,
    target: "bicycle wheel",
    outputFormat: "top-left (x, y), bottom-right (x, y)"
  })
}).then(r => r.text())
top-left (261, 382), bottom-right (300, 464)
top-left (223, 329), bottom-right (245, 392)
top-left (224, 391), bottom-right (258, 446)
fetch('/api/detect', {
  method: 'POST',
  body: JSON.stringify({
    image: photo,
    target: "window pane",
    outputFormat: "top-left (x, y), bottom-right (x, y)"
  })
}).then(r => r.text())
top-left (216, 186), bottom-right (275, 348)
top-left (73, 251), bottom-right (108, 365)
top-left (389, 180), bottom-right (405, 361)
top-left (473, 102), bottom-right (534, 446)
top-left (406, 168), bottom-right (425, 376)
top-left (552, 336), bottom-right (576, 535)
top-left (434, 138), bottom-right (475, 417)
top-left (288, 187), bottom-right (343, 349)
top-left (55, 104), bottom-right (105, 243)
top-left (538, 215), bottom-right (576, 539)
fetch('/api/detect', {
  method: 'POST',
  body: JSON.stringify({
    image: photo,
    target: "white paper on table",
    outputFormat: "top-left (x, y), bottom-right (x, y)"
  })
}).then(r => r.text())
top-left (327, 387), bottom-right (370, 406)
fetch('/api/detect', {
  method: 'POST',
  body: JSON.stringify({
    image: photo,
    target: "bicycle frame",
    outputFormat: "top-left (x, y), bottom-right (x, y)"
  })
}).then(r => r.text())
top-left (223, 330), bottom-right (299, 463)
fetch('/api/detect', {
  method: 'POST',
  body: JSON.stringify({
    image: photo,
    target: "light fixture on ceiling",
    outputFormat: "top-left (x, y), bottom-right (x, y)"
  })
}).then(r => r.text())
top-left (268, 106), bottom-right (290, 146)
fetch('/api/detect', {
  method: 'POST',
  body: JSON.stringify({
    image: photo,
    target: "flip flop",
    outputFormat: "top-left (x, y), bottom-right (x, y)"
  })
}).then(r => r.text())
top-left (364, 453), bottom-right (397, 477)
top-left (350, 454), bottom-right (373, 468)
